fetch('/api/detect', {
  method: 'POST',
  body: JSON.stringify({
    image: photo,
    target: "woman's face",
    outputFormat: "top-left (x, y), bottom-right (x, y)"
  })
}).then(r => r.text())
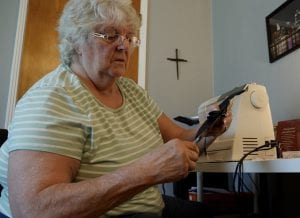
top-left (77, 24), bottom-right (136, 84)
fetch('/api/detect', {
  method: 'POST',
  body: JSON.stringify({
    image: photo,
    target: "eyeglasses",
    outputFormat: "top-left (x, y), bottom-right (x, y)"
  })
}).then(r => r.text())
top-left (91, 32), bottom-right (140, 48)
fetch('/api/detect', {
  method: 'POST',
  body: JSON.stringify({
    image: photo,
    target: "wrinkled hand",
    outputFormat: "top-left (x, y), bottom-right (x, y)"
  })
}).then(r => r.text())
top-left (138, 139), bottom-right (199, 183)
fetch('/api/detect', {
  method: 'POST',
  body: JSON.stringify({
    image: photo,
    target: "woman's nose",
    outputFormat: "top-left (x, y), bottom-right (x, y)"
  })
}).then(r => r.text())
top-left (116, 35), bottom-right (130, 50)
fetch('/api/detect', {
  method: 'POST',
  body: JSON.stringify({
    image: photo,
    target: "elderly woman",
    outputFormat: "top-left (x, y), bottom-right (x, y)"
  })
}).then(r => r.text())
top-left (0, 0), bottom-right (231, 217)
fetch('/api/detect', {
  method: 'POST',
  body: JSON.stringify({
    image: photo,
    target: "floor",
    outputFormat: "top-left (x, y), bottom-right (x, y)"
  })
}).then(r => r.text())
top-left (214, 214), bottom-right (261, 218)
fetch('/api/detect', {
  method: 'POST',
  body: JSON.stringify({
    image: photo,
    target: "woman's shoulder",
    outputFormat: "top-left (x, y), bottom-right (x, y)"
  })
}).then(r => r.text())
top-left (33, 65), bottom-right (80, 89)
top-left (18, 65), bottom-right (87, 108)
top-left (21, 65), bottom-right (83, 98)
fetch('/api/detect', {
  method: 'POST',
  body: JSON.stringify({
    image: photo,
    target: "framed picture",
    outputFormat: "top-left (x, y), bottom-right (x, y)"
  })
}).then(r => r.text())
top-left (266, 0), bottom-right (300, 63)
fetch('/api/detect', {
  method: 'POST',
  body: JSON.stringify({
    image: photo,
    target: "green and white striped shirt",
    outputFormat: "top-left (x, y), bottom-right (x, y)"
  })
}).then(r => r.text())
top-left (0, 65), bottom-right (164, 217)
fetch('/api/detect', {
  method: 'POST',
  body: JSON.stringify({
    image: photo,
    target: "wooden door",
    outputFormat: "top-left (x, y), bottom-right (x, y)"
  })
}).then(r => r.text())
top-left (17, 0), bottom-right (140, 99)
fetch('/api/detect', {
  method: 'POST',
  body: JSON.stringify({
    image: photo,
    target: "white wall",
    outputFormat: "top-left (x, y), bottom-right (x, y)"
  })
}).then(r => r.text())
top-left (5, 1), bottom-right (299, 126)
top-left (146, 0), bottom-right (213, 118)
top-left (213, 0), bottom-right (300, 124)
top-left (146, 0), bottom-right (212, 197)
top-left (0, 0), bottom-right (19, 128)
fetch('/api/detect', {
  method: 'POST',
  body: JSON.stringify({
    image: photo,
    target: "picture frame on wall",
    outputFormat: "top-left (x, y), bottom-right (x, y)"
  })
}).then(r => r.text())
top-left (266, 0), bottom-right (300, 63)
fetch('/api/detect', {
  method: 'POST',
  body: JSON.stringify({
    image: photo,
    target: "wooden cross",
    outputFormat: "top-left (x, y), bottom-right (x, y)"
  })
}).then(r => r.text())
top-left (167, 48), bottom-right (188, 80)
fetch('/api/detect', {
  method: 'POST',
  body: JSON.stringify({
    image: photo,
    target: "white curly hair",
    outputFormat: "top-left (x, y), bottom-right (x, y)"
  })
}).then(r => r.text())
top-left (58, 0), bottom-right (141, 66)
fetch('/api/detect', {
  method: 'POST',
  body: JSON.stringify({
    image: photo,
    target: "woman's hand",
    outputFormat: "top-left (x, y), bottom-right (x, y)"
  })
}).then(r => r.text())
top-left (137, 138), bottom-right (200, 183)
top-left (203, 101), bottom-right (233, 137)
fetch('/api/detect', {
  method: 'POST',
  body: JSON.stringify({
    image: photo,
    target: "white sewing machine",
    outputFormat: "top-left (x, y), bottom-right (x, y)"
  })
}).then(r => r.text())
top-left (196, 83), bottom-right (277, 162)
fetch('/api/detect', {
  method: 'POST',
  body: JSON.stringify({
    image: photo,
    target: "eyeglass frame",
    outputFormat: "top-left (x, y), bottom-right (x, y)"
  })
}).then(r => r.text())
top-left (90, 32), bottom-right (140, 48)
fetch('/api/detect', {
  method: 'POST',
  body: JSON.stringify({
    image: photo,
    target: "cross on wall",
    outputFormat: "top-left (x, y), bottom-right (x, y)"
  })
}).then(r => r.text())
top-left (167, 48), bottom-right (188, 80)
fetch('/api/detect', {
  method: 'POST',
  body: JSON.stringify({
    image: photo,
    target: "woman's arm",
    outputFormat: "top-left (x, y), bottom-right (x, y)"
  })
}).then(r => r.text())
top-left (157, 113), bottom-right (198, 142)
top-left (8, 137), bottom-right (199, 218)
top-left (9, 150), bottom-right (147, 218)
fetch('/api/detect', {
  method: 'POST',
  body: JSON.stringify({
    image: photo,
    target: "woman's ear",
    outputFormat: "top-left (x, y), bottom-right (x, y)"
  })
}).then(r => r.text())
top-left (74, 44), bottom-right (82, 56)
top-left (73, 41), bottom-right (83, 56)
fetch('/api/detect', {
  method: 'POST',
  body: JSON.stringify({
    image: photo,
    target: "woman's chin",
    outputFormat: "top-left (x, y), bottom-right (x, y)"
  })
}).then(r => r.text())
top-left (109, 70), bottom-right (126, 78)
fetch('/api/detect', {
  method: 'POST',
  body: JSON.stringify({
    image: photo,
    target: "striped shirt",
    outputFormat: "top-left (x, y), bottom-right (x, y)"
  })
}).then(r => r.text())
top-left (0, 65), bottom-right (164, 217)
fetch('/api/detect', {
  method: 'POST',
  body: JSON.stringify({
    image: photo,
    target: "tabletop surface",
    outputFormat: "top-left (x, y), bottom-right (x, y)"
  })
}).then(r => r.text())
top-left (195, 158), bottom-right (300, 173)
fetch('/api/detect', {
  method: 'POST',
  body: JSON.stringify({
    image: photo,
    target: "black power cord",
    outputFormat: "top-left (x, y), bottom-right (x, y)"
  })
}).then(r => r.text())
top-left (232, 140), bottom-right (279, 217)
top-left (233, 140), bottom-right (278, 193)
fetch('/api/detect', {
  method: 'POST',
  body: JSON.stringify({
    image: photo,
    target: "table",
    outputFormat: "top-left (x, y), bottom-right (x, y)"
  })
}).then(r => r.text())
top-left (195, 158), bottom-right (300, 202)
top-left (196, 158), bottom-right (300, 173)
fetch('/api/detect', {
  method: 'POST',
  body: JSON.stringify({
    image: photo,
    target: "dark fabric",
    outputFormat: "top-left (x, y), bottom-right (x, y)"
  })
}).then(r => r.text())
top-left (0, 212), bottom-right (9, 218)
top-left (0, 129), bottom-right (5, 194)
top-left (113, 213), bottom-right (161, 218)
top-left (162, 195), bottom-right (213, 218)
top-left (173, 173), bottom-right (196, 200)
top-left (113, 195), bottom-right (213, 218)
top-left (0, 129), bottom-right (8, 146)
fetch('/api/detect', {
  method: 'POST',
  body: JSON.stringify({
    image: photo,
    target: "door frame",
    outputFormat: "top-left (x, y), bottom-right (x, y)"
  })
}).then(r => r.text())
top-left (5, 0), bottom-right (148, 128)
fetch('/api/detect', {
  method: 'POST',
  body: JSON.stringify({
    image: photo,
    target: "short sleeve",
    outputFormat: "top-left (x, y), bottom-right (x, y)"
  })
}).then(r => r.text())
top-left (8, 86), bottom-right (89, 160)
